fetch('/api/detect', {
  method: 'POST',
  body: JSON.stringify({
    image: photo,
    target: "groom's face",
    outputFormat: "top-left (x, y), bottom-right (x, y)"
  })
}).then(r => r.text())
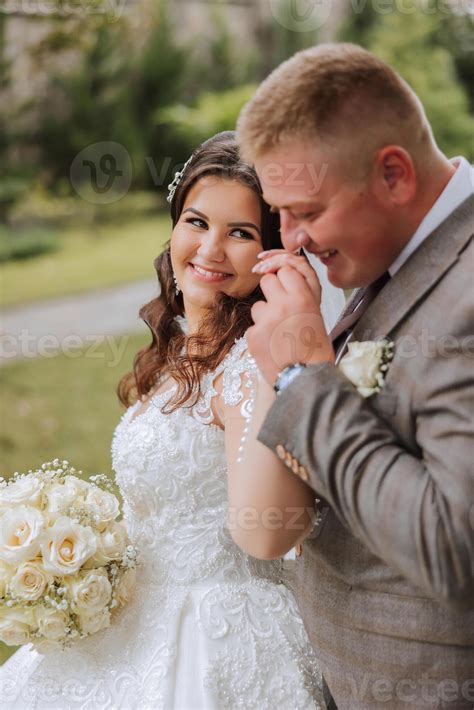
top-left (254, 142), bottom-right (401, 288)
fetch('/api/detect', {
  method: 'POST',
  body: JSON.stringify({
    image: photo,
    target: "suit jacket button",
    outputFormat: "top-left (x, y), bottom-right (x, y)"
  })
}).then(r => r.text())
top-left (298, 465), bottom-right (309, 481)
top-left (276, 444), bottom-right (286, 460)
top-left (295, 544), bottom-right (303, 557)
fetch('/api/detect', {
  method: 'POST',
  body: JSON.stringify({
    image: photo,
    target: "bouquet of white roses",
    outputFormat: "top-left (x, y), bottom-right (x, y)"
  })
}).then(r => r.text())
top-left (0, 459), bottom-right (137, 652)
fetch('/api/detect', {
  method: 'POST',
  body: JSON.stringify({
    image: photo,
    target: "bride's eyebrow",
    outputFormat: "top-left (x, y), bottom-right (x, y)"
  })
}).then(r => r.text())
top-left (183, 207), bottom-right (208, 220)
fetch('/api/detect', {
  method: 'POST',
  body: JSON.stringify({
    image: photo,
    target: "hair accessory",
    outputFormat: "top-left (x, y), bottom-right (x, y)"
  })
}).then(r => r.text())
top-left (167, 155), bottom-right (194, 204)
top-left (172, 272), bottom-right (181, 296)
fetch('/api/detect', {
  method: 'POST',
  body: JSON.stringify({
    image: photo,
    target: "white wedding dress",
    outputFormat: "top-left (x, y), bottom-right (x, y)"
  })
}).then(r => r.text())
top-left (0, 334), bottom-right (325, 710)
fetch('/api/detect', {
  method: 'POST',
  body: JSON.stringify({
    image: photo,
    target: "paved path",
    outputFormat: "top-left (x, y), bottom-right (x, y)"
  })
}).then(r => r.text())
top-left (0, 279), bottom-right (158, 364)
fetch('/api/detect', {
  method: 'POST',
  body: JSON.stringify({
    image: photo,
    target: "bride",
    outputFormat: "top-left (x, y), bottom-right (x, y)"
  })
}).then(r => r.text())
top-left (0, 131), bottom-right (342, 709)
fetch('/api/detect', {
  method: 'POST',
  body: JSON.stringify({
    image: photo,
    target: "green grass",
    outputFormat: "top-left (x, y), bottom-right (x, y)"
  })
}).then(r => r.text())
top-left (0, 331), bottom-right (149, 665)
top-left (0, 333), bottom-right (148, 477)
top-left (0, 214), bottom-right (171, 308)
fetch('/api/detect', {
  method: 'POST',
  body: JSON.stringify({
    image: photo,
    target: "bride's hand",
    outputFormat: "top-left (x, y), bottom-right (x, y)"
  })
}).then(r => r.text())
top-left (252, 249), bottom-right (322, 306)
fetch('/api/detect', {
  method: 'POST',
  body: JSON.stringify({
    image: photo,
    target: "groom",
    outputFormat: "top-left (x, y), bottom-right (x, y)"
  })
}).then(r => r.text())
top-left (237, 44), bottom-right (474, 709)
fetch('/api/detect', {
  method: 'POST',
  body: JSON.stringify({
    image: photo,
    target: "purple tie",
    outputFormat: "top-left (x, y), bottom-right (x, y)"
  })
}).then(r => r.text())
top-left (330, 272), bottom-right (390, 355)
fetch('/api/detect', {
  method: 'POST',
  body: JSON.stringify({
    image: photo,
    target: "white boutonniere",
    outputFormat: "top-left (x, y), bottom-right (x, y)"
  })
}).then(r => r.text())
top-left (338, 340), bottom-right (394, 398)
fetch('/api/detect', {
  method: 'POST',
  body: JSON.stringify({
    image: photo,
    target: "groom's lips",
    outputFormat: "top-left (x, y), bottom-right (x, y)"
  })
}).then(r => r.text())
top-left (306, 246), bottom-right (338, 261)
top-left (316, 250), bottom-right (338, 266)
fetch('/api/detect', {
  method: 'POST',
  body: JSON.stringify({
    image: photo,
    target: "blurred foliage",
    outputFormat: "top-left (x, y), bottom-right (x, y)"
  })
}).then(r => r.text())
top-left (0, 0), bottom-right (321, 218)
top-left (0, 0), bottom-right (472, 225)
top-left (439, 13), bottom-right (474, 112)
top-left (0, 177), bottom-right (30, 222)
top-left (9, 187), bottom-right (161, 229)
top-left (33, 17), bottom-right (139, 190)
top-left (157, 84), bottom-right (257, 152)
top-left (199, 6), bottom-right (259, 91)
top-left (255, 0), bottom-right (319, 78)
top-left (340, 5), bottom-right (474, 160)
top-left (0, 226), bottom-right (60, 263)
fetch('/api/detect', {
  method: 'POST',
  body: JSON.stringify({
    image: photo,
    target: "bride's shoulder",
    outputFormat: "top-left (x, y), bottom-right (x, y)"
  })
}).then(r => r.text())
top-left (215, 332), bottom-right (258, 406)
top-left (221, 331), bottom-right (256, 370)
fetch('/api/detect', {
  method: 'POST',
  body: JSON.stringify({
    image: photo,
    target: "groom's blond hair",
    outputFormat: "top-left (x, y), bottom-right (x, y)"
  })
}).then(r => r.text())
top-left (237, 43), bottom-right (436, 176)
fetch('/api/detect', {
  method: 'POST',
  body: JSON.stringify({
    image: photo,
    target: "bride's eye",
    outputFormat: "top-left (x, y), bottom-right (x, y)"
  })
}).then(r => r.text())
top-left (185, 217), bottom-right (208, 229)
top-left (230, 228), bottom-right (254, 240)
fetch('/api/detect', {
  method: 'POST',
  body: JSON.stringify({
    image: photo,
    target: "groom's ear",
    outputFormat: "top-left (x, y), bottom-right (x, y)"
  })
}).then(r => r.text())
top-left (373, 146), bottom-right (417, 206)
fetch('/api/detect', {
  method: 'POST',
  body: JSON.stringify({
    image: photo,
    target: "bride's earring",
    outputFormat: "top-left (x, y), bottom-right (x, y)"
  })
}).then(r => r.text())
top-left (173, 273), bottom-right (181, 296)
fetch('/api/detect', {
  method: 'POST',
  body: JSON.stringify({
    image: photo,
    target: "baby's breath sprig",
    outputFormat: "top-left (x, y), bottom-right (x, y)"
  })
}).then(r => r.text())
top-left (44, 581), bottom-right (71, 612)
top-left (89, 473), bottom-right (115, 491)
top-left (67, 505), bottom-right (101, 530)
top-left (122, 544), bottom-right (138, 569)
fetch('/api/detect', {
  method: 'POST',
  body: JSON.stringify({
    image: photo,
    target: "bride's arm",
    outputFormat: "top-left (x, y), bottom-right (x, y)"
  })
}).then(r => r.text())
top-left (215, 364), bottom-right (317, 560)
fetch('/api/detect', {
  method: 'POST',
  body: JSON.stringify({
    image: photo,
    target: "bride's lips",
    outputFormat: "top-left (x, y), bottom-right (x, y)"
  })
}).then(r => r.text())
top-left (187, 263), bottom-right (233, 283)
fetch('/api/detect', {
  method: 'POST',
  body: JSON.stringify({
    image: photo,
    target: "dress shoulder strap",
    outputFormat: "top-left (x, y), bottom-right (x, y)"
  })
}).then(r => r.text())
top-left (191, 333), bottom-right (257, 425)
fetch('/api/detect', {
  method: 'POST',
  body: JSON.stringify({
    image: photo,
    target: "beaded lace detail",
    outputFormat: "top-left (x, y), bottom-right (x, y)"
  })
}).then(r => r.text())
top-left (0, 334), bottom-right (324, 710)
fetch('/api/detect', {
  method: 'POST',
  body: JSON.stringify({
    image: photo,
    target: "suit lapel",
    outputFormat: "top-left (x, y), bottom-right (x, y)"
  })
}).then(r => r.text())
top-left (352, 195), bottom-right (474, 342)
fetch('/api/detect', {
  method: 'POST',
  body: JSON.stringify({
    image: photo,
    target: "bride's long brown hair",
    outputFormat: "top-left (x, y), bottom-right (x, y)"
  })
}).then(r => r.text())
top-left (117, 131), bottom-right (282, 413)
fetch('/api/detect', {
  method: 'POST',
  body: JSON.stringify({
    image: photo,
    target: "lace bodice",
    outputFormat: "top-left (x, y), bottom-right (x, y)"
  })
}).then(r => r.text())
top-left (111, 335), bottom-right (284, 588)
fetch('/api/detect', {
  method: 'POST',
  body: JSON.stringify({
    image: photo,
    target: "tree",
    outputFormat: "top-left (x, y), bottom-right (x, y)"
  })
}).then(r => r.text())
top-left (340, 6), bottom-right (474, 160)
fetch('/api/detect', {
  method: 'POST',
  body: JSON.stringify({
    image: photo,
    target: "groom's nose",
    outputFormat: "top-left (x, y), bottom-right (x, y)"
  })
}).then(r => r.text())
top-left (279, 210), bottom-right (313, 252)
top-left (279, 209), bottom-right (302, 251)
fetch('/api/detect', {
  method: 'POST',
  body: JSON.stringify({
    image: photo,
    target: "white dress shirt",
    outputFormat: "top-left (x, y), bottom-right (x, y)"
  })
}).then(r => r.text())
top-left (389, 157), bottom-right (474, 276)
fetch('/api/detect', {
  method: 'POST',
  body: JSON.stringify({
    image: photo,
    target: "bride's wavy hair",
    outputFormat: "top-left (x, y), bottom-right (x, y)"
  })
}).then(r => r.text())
top-left (118, 131), bottom-right (282, 413)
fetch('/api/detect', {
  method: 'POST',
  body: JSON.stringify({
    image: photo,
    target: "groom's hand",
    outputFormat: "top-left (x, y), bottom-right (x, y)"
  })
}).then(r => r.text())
top-left (247, 251), bottom-right (335, 386)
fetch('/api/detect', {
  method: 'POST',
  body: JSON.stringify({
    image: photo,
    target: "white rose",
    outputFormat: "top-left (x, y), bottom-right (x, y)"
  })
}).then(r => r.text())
top-left (78, 607), bottom-right (111, 635)
top-left (0, 606), bottom-right (36, 646)
top-left (88, 522), bottom-right (128, 566)
top-left (339, 341), bottom-right (384, 397)
top-left (35, 606), bottom-right (69, 640)
top-left (114, 567), bottom-right (136, 607)
top-left (0, 505), bottom-right (44, 564)
top-left (9, 560), bottom-right (51, 601)
top-left (41, 517), bottom-right (97, 575)
top-left (0, 560), bottom-right (13, 597)
top-left (66, 568), bottom-right (112, 612)
top-left (44, 476), bottom-right (88, 520)
top-left (85, 488), bottom-right (119, 526)
top-left (0, 475), bottom-right (43, 508)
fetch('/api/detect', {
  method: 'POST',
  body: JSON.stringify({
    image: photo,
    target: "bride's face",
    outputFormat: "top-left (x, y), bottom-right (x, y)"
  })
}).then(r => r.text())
top-left (170, 177), bottom-right (263, 323)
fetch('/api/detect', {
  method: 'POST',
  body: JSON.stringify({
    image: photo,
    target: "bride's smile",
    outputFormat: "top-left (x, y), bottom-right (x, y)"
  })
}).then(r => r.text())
top-left (170, 177), bottom-right (263, 330)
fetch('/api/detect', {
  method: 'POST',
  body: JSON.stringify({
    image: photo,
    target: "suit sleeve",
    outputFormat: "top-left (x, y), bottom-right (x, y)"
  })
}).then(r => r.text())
top-left (256, 327), bottom-right (474, 610)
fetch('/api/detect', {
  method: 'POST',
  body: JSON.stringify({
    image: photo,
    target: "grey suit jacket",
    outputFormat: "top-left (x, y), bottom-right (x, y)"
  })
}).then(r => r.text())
top-left (258, 195), bottom-right (474, 709)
